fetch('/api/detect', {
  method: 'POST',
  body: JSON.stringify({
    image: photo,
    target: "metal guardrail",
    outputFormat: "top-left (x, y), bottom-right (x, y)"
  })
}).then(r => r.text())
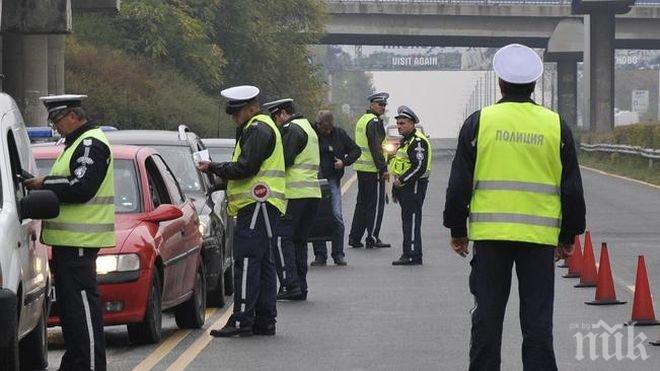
top-left (580, 143), bottom-right (660, 169)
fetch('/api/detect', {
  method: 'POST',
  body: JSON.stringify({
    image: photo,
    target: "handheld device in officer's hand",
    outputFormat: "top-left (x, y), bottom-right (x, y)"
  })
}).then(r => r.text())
top-left (18, 169), bottom-right (35, 181)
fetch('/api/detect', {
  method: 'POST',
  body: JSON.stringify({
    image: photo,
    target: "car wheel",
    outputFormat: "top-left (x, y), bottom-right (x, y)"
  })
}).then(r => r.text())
top-left (127, 271), bottom-right (162, 344)
top-left (0, 308), bottom-right (19, 371)
top-left (207, 267), bottom-right (226, 308)
top-left (223, 262), bottom-right (234, 296)
top-left (19, 297), bottom-right (49, 370)
top-left (175, 263), bottom-right (206, 329)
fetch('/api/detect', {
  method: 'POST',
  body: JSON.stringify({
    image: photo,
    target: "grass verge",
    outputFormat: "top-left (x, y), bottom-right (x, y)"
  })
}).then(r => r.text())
top-left (579, 151), bottom-right (660, 186)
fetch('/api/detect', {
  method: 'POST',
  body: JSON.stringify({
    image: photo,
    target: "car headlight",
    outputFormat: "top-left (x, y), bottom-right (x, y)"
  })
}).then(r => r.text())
top-left (96, 254), bottom-right (140, 275)
top-left (383, 142), bottom-right (397, 154)
top-left (198, 214), bottom-right (210, 236)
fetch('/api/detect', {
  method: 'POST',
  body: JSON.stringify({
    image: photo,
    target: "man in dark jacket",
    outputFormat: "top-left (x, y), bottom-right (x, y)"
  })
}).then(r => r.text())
top-left (311, 110), bottom-right (361, 266)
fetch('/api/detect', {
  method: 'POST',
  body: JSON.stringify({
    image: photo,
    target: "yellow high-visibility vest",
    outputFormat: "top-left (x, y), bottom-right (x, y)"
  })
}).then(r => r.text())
top-left (388, 130), bottom-right (432, 179)
top-left (469, 102), bottom-right (562, 246)
top-left (285, 118), bottom-right (321, 199)
top-left (353, 113), bottom-right (385, 172)
top-left (42, 128), bottom-right (116, 248)
top-left (227, 114), bottom-right (286, 216)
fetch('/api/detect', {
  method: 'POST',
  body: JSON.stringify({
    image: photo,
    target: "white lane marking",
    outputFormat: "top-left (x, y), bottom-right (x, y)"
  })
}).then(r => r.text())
top-left (580, 165), bottom-right (660, 190)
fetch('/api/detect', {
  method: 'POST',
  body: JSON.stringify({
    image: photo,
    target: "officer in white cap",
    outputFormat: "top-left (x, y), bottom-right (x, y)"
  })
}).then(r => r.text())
top-left (197, 85), bottom-right (286, 337)
top-left (24, 94), bottom-right (114, 370)
top-left (263, 98), bottom-right (321, 301)
top-left (388, 106), bottom-right (431, 266)
top-left (443, 44), bottom-right (586, 369)
top-left (348, 92), bottom-right (391, 249)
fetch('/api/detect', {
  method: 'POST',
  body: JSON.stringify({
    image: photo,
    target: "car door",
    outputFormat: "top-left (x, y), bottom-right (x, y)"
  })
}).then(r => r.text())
top-left (144, 157), bottom-right (186, 305)
top-left (151, 155), bottom-right (199, 297)
top-left (5, 119), bottom-right (44, 337)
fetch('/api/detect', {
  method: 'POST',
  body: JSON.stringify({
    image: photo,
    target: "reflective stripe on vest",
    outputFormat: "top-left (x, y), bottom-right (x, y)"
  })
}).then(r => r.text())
top-left (227, 114), bottom-right (287, 217)
top-left (387, 130), bottom-right (432, 179)
top-left (285, 118), bottom-right (321, 199)
top-left (41, 128), bottom-right (116, 248)
top-left (353, 113), bottom-right (385, 173)
top-left (468, 102), bottom-right (562, 246)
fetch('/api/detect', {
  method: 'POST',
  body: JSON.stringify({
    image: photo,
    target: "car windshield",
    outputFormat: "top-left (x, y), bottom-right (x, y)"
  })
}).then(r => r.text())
top-left (35, 159), bottom-right (141, 213)
top-left (208, 147), bottom-right (233, 163)
top-left (387, 127), bottom-right (400, 138)
top-left (150, 145), bottom-right (203, 194)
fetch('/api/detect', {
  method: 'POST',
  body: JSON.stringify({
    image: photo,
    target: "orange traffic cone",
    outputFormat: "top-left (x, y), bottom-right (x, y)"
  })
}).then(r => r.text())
top-left (575, 232), bottom-right (597, 288)
top-left (563, 235), bottom-right (582, 278)
top-left (626, 256), bottom-right (660, 326)
top-left (586, 243), bottom-right (626, 305)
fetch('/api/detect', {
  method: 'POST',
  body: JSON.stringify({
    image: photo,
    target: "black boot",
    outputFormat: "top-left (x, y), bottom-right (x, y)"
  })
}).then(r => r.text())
top-left (374, 239), bottom-right (391, 248)
top-left (253, 324), bottom-right (276, 336)
top-left (333, 256), bottom-right (348, 266)
top-left (210, 323), bottom-right (253, 338)
top-left (310, 257), bottom-right (327, 266)
top-left (348, 239), bottom-right (364, 248)
top-left (392, 256), bottom-right (422, 266)
top-left (277, 285), bottom-right (304, 300)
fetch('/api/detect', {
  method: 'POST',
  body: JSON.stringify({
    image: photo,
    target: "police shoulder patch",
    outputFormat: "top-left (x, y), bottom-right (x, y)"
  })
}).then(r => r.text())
top-left (74, 166), bottom-right (87, 178)
top-left (83, 138), bottom-right (93, 146)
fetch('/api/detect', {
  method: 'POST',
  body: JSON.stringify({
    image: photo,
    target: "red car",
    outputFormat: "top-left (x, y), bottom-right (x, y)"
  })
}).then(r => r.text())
top-left (33, 144), bottom-right (207, 344)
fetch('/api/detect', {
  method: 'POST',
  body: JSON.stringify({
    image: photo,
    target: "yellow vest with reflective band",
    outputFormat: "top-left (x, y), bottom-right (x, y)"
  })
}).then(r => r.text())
top-left (42, 128), bottom-right (116, 248)
top-left (285, 118), bottom-right (321, 199)
top-left (469, 102), bottom-right (562, 246)
top-left (353, 113), bottom-right (385, 172)
top-left (227, 114), bottom-right (287, 217)
top-left (388, 130), bottom-right (433, 179)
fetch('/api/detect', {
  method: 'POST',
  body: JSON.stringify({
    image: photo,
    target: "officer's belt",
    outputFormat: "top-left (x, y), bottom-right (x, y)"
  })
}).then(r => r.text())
top-left (469, 213), bottom-right (560, 228)
top-left (474, 180), bottom-right (560, 195)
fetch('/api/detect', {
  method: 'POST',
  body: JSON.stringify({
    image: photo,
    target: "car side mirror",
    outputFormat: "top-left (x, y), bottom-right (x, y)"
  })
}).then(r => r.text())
top-left (21, 190), bottom-right (60, 221)
top-left (141, 204), bottom-right (183, 223)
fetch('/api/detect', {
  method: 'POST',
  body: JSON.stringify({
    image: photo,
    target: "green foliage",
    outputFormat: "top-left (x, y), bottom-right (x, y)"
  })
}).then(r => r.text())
top-left (214, 0), bottom-right (328, 117)
top-left (65, 37), bottom-right (234, 138)
top-left (581, 123), bottom-right (660, 149)
top-left (579, 151), bottom-right (660, 186)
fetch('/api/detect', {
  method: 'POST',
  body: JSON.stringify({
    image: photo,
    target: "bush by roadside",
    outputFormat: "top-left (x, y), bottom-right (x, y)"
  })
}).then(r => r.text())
top-left (578, 123), bottom-right (660, 186)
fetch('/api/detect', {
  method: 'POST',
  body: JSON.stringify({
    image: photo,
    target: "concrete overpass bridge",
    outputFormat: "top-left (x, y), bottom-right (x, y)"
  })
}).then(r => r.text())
top-left (321, 0), bottom-right (660, 132)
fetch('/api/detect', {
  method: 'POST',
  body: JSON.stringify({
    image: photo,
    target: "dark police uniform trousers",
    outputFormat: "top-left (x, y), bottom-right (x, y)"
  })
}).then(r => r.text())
top-left (274, 198), bottom-right (320, 295)
top-left (229, 202), bottom-right (279, 329)
top-left (349, 171), bottom-right (385, 245)
top-left (52, 246), bottom-right (106, 371)
top-left (395, 178), bottom-right (428, 260)
top-left (469, 241), bottom-right (557, 371)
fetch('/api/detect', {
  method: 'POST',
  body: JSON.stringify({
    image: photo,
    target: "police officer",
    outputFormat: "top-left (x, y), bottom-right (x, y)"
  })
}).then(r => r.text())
top-left (348, 92), bottom-right (391, 249)
top-left (25, 94), bottom-right (114, 370)
top-left (263, 98), bottom-right (321, 301)
top-left (197, 85), bottom-right (286, 337)
top-left (443, 44), bottom-right (586, 370)
top-left (389, 106), bottom-right (431, 266)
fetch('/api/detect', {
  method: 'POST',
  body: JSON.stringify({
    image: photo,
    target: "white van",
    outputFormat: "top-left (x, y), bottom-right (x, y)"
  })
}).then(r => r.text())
top-left (0, 93), bottom-right (59, 370)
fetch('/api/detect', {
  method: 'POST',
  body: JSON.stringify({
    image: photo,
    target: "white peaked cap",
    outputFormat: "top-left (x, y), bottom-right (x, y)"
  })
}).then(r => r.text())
top-left (221, 85), bottom-right (260, 101)
top-left (492, 44), bottom-right (543, 84)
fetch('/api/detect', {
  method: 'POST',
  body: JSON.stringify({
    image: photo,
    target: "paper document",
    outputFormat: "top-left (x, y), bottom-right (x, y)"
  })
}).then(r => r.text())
top-left (192, 149), bottom-right (210, 164)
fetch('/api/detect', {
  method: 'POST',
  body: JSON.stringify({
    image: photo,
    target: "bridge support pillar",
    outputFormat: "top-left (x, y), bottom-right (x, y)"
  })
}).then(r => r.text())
top-left (3, 35), bottom-right (49, 126)
top-left (585, 12), bottom-right (615, 133)
top-left (557, 58), bottom-right (578, 131)
top-left (48, 35), bottom-right (66, 95)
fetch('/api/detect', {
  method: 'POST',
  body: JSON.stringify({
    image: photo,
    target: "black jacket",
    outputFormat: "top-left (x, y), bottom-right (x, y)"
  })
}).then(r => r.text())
top-left (314, 124), bottom-right (361, 179)
top-left (363, 110), bottom-right (388, 174)
top-left (43, 122), bottom-right (112, 204)
top-left (210, 113), bottom-right (276, 180)
top-left (442, 96), bottom-right (586, 245)
top-left (397, 129), bottom-right (430, 187)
